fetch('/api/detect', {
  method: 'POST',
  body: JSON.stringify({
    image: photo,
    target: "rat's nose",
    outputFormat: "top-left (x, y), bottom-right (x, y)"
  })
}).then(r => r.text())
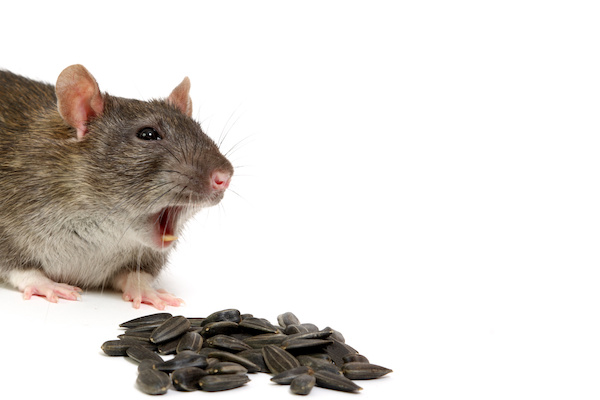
top-left (210, 170), bottom-right (231, 191)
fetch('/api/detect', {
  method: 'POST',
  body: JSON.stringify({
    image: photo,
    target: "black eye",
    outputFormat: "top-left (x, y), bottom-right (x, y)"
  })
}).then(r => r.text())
top-left (137, 127), bottom-right (162, 141)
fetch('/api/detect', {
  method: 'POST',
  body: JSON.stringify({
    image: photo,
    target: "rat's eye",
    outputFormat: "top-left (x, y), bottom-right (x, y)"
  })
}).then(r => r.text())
top-left (137, 127), bottom-right (162, 141)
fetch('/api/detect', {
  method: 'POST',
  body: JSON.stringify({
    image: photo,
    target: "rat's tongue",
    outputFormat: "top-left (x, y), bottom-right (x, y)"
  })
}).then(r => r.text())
top-left (156, 206), bottom-right (182, 246)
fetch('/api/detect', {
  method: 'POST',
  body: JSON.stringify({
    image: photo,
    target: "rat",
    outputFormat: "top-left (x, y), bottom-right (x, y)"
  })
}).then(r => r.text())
top-left (0, 64), bottom-right (234, 309)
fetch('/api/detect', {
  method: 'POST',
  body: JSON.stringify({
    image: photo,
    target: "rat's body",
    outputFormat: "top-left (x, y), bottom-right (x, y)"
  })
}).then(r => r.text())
top-left (0, 65), bottom-right (233, 308)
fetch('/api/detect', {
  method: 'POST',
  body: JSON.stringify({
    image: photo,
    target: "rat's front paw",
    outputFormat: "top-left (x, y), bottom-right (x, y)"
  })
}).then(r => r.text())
top-left (123, 288), bottom-right (184, 310)
top-left (116, 271), bottom-right (183, 310)
top-left (22, 282), bottom-right (82, 303)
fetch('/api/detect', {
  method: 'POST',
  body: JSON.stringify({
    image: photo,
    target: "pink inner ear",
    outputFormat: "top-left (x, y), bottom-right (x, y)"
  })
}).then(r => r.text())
top-left (168, 77), bottom-right (193, 117)
top-left (56, 64), bottom-right (104, 140)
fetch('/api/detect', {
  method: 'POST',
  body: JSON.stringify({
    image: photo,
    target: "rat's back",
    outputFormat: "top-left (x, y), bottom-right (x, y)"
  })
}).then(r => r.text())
top-left (0, 70), bottom-right (56, 133)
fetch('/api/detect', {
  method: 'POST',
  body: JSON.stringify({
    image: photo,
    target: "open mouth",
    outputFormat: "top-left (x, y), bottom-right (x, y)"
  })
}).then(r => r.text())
top-left (151, 206), bottom-right (184, 249)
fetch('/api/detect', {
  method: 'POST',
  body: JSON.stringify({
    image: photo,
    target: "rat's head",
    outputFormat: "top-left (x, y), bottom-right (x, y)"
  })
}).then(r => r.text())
top-left (55, 64), bottom-right (233, 250)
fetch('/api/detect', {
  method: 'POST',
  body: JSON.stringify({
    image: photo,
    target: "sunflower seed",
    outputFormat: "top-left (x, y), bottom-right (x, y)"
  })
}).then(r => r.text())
top-left (206, 350), bottom-right (261, 373)
top-left (237, 349), bottom-right (269, 372)
top-left (270, 366), bottom-right (313, 385)
top-left (262, 345), bottom-right (301, 374)
top-left (120, 312), bottom-right (173, 328)
top-left (281, 338), bottom-right (333, 351)
top-left (187, 318), bottom-right (206, 328)
top-left (101, 340), bottom-right (132, 356)
top-left (171, 367), bottom-right (207, 391)
top-left (243, 333), bottom-right (287, 349)
top-left (239, 317), bottom-right (280, 334)
top-left (137, 359), bottom-right (159, 373)
top-left (150, 316), bottom-right (191, 344)
top-left (126, 345), bottom-right (164, 364)
top-left (136, 369), bottom-right (171, 395)
top-left (323, 339), bottom-right (359, 366)
top-left (205, 334), bottom-right (252, 352)
top-left (284, 324), bottom-right (309, 335)
top-left (313, 370), bottom-right (362, 392)
top-left (324, 327), bottom-right (345, 343)
top-left (342, 354), bottom-right (369, 364)
top-left (342, 362), bottom-right (393, 380)
top-left (291, 373), bottom-right (316, 395)
top-left (285, 329), bottom-right (333, 341)
top-left (156, 350), bottom-right (208, 372)
top-left (297, 355), bottom-right (340, 374)
top-left (157, 336), bottom-right (181, 355)
top-left (207, 361), bottom-right (248, 375)
top-left (200, 321), bottom-right (239, 337)
top-left (198, 374), bottom-right (250, 392)
top-left (277, 312), bottom-right (301, 327)
top-left (119, 329), bottom-right (153, 342)
top-left (201, 309), bottom-right (242, 326)
top-left (176, 331), bottom-right (203, 353)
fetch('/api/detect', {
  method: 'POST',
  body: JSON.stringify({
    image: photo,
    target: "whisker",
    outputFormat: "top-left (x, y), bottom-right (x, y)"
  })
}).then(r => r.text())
top-left (224, 134), bottom-right (254, 158)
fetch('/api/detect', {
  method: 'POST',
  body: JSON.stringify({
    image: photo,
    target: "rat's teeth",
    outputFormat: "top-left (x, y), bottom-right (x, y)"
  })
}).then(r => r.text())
top-left (161, 235), bottom-right (178, 243)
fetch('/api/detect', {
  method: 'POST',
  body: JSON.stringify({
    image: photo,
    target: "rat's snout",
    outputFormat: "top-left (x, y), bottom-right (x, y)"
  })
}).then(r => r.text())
top-left (210, 170), bottom-right (232, 191)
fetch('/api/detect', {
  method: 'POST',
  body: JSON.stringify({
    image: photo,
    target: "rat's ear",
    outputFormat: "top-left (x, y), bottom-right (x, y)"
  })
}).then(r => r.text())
top-left (168, 77), bottom-right (193, 117)
top-left (56, 64), bottom-right (104, 141)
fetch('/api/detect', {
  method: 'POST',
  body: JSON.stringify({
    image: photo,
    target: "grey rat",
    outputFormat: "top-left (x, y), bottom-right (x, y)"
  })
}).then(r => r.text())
top-left (0, 64), bottom-right (233, 309)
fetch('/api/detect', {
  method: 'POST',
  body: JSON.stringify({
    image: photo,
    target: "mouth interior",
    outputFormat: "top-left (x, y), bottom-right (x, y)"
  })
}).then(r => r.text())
top-left (155, 206), bottom-right (183, 245)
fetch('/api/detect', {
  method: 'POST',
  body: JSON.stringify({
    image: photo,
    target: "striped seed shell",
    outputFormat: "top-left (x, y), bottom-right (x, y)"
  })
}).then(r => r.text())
top-left (119, 330), bottom-right (153, 342)
top-left (137, 359), bottom-right (159, 373)
top-left (120, 312), bottom-right (173, 328)
top-left (198, 374), bottom-right (250, 392)
top-left (239, 317), bottom-right (280, 334)
top-left (201, 309), bottom-right (242, 326)
top-left (156, 350), bottom-right (208, 372)
top-left (243, 333), bottom-right (287, 349)
top-left (324, 327), bottom-right (346, 343)
top-left (200, 321), bottom-right (239, 337)
top-left (171, 367), bottom-right (207, 391)
top-left (323, 340), bottom-right (359, 366)
top-left (101, 340), bottom-right (133, 356)
top-left (207, 361), bottom-right (248, 375)
top-left (157, 336), bottom-right (181, 355)
top-left (313, 370), bottom-right (362, 392)
top-left (342, 354), bottom-right (370, 364)
top-left (187, 318), bottom-right (206, 328)
top-left (237, 349), bottom-right (269, 372)
top-left (290, 374), bottom-right (316, 395)
top-left (342, 362), bottom-right (393, 380)
top-left (277, 312), bottom-right (301, 327)
top-left (126, 345), bottom-right (164, 364)
top-left (136, 369), bottom-right (171, 395)
top-left (176, 331), bottom-right (203, 353)
top-left (285, 329), bottom-right (334, 341)
top-left (297, 355), bottom-right (340, 374)
top-left (150, 316), bottom-right (191, 344)
top-left (262, 345), bottom-right (301, 374)
top-left (205, 334), bottom-right (252, 352)
top-left (270, 366), bottom-right (313, 385)
top-left (206, 350), bottom-right (261, 373)
top-left (281, 338), bottom-right (333, 351)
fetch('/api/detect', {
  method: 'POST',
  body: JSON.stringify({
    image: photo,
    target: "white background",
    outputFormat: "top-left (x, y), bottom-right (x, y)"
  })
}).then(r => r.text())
top-left (1, 1), bottom-right (599, 399)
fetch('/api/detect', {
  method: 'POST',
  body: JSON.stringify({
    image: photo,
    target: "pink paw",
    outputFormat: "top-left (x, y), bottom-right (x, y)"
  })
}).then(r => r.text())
top-left (123, 288), bottom-right (184, 310)
top-left (22, 282), bottom-right (82, 303)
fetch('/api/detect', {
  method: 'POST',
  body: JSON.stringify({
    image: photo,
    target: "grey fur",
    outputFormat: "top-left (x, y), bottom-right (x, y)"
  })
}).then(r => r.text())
top-left (0, 68), bottom-right (233, 297)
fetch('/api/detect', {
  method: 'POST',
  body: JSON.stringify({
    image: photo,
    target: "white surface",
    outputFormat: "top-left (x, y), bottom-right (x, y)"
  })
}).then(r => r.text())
top-left (1, 1), bottom-right (599, 399)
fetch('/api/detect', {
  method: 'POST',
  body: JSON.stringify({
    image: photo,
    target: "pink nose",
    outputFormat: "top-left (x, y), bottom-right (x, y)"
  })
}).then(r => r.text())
top-left (211, 170), bottom-right (231, 191)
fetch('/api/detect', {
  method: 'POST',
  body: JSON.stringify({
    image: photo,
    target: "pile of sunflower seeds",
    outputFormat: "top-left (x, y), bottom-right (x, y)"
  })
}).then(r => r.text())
top-left (101, 310), bottom-right (392, 395)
